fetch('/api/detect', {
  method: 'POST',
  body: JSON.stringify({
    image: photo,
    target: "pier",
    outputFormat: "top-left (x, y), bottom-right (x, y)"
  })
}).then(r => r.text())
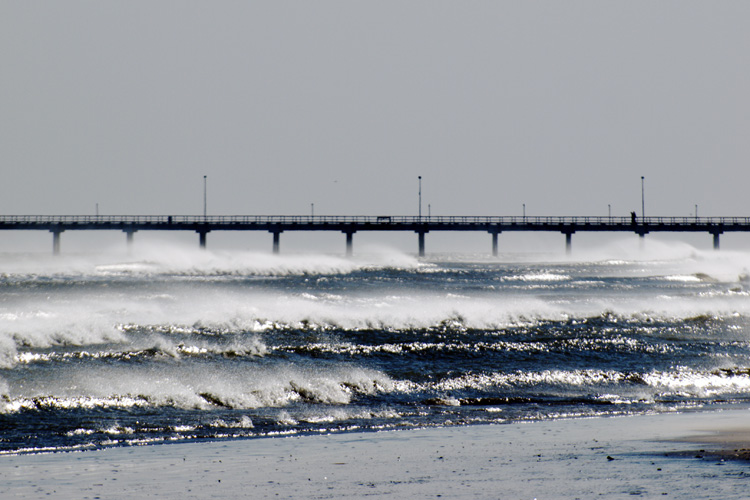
top-left (1, 215), bottom-right (747, 256)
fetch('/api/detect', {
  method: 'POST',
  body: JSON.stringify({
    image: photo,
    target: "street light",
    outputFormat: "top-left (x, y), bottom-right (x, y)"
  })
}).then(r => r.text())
top-left (641, 176), bottom-right (645, 219)
top-left (418, 176), bottom-right (422, 219)
top-left (203, 175), bottom-right (207, 218)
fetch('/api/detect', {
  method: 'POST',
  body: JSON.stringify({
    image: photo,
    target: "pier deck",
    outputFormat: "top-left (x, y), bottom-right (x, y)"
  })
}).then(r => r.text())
top-left (1, 215), bottom-right (746, 255)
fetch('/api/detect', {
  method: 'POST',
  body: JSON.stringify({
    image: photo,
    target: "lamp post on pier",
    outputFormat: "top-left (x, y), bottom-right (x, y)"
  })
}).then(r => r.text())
top-left (418, 176), bottom-right (422, 220)
top-left (641, 176), bottom-right (645, 219)
top-left (203, 175), bottom-right (207, 219)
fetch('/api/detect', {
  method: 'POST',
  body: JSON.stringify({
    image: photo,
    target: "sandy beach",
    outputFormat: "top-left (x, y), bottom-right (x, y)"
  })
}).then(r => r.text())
top-left (1, 409), bottom-right (749, 499)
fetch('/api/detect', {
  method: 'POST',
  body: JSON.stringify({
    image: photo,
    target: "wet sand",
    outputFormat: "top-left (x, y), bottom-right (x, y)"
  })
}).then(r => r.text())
top-left (1, 409), bottom-right (749, 499)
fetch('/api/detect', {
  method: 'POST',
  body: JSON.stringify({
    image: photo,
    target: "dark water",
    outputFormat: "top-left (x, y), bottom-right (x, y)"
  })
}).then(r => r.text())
top-left (1, 245), bottom-right (750, 454)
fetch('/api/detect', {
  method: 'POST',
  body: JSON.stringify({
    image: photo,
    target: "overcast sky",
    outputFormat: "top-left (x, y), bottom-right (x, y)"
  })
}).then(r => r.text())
top-left (2, 2), bottom-right (749, 220)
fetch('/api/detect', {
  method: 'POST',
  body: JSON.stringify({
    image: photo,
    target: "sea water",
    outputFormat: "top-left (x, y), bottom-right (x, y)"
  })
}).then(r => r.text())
top-left (1, 239), bottom-right (750, 454)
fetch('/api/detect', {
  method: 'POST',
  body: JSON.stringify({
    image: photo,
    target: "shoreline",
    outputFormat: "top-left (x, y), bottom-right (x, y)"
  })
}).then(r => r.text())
top-left (2, 409), bottom-right (750, 499)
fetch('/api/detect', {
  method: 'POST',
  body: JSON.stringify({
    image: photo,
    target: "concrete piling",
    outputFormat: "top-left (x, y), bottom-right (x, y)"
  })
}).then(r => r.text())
top-left (51, 230), bottom-right (62, 255)
top-left (344, 231), bottom-right (354, 257)
top-left (272, 231), bottom-right (281, 254)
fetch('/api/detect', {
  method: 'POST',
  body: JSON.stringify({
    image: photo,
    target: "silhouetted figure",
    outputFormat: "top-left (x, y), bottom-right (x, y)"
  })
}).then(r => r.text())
top-left (631, 212), bottom-right (637, 225)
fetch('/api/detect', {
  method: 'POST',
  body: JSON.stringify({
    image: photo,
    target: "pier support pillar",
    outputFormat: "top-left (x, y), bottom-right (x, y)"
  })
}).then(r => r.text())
top-left (271, 231), bottom-right (282, 254)
top-left (564, 232), bottom-right (573, 255)
top-left (417, 231), bottom-right (427, 257)
top-left (198, 230), bottom-right (209, 249)
top-left (344, 231), bottom-right (355, 257)
top-left (490, 232), bottom-right (499, 257)
top-left (713, 232), bottom-right (721, 250)
top-left (125, 230), bottom-right (136, 253)
top-left (51, 230), bottom-right (63, 256)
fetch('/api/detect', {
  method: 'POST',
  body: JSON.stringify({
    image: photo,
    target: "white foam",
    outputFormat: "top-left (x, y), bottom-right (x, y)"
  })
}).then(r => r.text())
top-left (642, 368), bottom-right (750, 397)
top-left (2, 281), bottom-right (750, 370)
top-left (209, 416), bottom-right (254, 429)
top-left (662, 275), bottom-right (703, 282)
top-left (0, 243), bottom-right (421, 278)
top-left (505, 272), bottom-right (570, 282)
top-left (0, 363), bottom-right (394, 413)
top-left (398, 367), bottom-right (750, 402)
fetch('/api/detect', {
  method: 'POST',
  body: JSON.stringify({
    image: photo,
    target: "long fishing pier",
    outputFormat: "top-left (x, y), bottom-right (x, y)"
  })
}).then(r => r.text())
top-left (2, 215), bottom-right (748, 256)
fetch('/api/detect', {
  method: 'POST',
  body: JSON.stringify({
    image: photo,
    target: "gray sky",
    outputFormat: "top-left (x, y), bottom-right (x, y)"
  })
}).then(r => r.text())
top-left (2, 1), bottom-right (749, 219)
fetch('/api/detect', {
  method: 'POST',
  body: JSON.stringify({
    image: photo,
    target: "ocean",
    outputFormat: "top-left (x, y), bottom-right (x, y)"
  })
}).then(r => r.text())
top-left (2, 238), bottom-right (750, 455)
